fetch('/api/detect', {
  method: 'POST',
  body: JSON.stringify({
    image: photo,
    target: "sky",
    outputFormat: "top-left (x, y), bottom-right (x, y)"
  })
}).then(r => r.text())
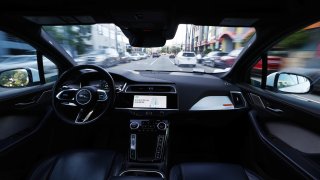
top-left (165, 24), bottom-right (187, 46)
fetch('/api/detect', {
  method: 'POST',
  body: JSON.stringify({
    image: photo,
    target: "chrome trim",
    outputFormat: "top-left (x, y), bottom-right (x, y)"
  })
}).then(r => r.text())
top-left (97, 89), bottom-right (108, 101)
top-left (129, 122), bottom-right (140, 130)
top-left (75, 110), bottom-right (93, 123)
top-left (61, 102), bottom-right (77, 106)
top-left (75, 89), bottom-right (92, 105)
top-left (56, 88), bottom-right (78, 100)
top-left (124, 84), bottom-right (177, 93)
top-left (230, 91), bottom-right (248, 109)
top-left (157, 122), bottom-right (167, 130)
top-left (115, 107), bottom-right (178, 111)
top-left (121, 82), bottom-right (127, 92)
top-left (119, 169), bottom-right (165, 179)
top-left (130, 134), bottom-right (136, 150)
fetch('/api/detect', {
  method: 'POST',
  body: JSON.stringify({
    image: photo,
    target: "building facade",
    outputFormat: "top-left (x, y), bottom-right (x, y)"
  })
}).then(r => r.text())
top-left (85, 24), bottom-right (128, 55)
top-left (191, 25), bottom-right (254, 54)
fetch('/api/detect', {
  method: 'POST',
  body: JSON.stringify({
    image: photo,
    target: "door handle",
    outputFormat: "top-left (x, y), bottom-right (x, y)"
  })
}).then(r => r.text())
top-left (266, 106), bottom-right (283, 113)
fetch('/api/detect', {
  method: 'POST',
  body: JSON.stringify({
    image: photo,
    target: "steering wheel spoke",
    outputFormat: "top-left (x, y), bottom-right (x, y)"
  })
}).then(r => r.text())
top-left (97, 89), bottom-right (108, 101)
top-left (56, 88), bottom-right (78, 100)
top-left (75, 108), bottom-right (94, 124)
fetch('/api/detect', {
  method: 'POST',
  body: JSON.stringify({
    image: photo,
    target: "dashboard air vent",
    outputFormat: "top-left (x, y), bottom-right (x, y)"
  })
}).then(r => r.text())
top-left (230, 91), bottom-right (247, 108)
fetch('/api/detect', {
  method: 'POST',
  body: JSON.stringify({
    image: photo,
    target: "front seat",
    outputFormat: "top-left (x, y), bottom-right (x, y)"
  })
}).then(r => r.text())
top-left (29, 150), bottom-right (123, 180)
top-left (170, 163), bottom-right (261, 180)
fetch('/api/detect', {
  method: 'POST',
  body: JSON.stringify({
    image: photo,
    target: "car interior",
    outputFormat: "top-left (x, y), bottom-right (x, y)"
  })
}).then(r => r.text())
top-left (0, 0), bottom-right (320, 180)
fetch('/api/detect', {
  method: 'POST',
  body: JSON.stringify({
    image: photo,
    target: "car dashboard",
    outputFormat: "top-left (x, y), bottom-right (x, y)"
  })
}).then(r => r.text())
top-left (61, 69), bottom-right (247, 118)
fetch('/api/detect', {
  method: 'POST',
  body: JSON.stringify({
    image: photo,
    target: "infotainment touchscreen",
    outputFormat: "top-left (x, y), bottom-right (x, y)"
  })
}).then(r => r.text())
top-left (133, 95), bottom-right (167, 108)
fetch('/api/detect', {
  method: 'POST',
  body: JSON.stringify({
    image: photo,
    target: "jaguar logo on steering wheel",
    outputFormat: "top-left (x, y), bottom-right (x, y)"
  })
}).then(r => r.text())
top-left (76, 89), bottom-right (92, 105)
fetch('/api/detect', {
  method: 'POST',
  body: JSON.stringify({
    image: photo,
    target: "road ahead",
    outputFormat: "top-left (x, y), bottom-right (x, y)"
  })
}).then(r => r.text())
top-left (109, 55), bottom-right (225, 73)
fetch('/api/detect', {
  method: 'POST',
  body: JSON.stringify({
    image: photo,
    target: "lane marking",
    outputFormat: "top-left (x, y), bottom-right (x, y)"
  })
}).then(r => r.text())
top-left (150, 58), bottom-right (158, 65)
top-left (169, 59), bottom-right (174, 64)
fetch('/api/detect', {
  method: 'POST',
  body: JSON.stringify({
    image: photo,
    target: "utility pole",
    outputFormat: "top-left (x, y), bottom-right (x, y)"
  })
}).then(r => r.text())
top-left (185, 24), bottom-right (188, 51)
top-left (114, 25), bottom-right (118, 52)
top-left (191, 25), bottom-right (194, 52)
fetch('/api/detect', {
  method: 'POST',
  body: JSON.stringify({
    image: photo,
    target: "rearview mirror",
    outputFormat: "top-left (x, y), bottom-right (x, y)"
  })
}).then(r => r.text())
top-left (0, 69), bottom-right (30, 88)
top-left (267, 72), bottom-right (311, 94)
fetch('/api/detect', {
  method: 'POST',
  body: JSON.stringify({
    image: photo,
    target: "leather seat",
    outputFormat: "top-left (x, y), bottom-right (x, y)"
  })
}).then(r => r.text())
top-left (170, 163), bottom-right (261, 180)
top-left (29, 150), bottom-right (123, 180)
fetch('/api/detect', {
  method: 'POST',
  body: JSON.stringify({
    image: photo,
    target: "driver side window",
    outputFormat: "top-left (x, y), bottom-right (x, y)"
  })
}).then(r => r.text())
top-left (0, 31), bottom-right (58, 90)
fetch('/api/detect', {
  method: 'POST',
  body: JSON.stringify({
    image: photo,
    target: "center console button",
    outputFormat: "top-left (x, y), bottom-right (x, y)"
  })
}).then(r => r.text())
top-left (157, 122), bottom-right (167, 130)
top-left (130, 122), bottom-right (140, 130)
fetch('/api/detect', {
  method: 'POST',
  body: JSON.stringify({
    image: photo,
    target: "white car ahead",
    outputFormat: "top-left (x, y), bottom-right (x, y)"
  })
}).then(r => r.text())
top-left (174, 51), bottom-right (197, 67)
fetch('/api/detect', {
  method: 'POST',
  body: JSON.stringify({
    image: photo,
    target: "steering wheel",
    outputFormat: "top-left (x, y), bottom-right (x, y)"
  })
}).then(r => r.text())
top-left (52, 65), bottom-right (115, 125)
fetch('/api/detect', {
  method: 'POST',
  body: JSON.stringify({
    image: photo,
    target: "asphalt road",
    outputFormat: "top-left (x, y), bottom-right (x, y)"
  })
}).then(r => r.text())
top-left (108, 55), bottom-right (226, 73)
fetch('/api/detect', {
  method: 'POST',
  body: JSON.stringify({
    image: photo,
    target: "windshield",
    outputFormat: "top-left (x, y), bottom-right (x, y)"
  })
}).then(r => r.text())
top-left (44, 24), bottom-right (255, 73)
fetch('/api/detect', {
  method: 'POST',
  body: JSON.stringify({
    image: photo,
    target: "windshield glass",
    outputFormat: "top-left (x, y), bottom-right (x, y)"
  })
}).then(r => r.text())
top-left (43, 24), bottom-right (255, 73)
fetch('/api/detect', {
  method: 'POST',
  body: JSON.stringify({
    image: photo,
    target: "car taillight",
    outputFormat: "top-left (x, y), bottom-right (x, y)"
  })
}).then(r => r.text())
top-left (225, 59), bottom-right (235, 66)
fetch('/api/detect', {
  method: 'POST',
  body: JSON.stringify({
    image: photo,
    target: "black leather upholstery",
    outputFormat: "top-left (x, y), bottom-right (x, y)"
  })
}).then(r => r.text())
top-left (170, 163), bottom-right (261, 180)
top-left (29, 150), bottom-right (123, 180)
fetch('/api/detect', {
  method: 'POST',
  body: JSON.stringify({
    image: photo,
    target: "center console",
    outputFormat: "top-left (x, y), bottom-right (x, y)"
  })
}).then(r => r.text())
top-left (117, 119), bottom-right (169, 179)
top-left (129, 119), bottom-right (168, 162)
top-left (114, 84), bottom-right (177, 179)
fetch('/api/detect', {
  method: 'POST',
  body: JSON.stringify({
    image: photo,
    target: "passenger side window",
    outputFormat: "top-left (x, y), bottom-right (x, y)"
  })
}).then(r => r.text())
top-left (250, 21), bottom-right (320, 103)
top-left (0, 31), bottom-right (58, 89)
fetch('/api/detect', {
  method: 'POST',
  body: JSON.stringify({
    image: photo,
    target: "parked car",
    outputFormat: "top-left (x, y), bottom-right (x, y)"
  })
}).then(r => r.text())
top-left (152, 52), bottom-right (160, 58)
top-left (174, 51), bottom-right (197, 67)
top-left (252, 48), bottom-right (288, 77)
top-left (119, 52), bottom-right (132, 63)
top-left (139, 52), bottom-right (148, 59)
top-left (215, 48), bottom-right (243, 69)
top-left (130, 53), bottom-right (142, 61)
top-left (82, 48), bottom-right (120, 67)
top-left (196, 54), bottom-right (202, 63)
top-left (202, 51), bottom-right (228, 67)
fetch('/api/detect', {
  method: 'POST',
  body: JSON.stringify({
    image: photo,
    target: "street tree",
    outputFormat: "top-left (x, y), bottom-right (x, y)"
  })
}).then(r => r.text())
top-left (44, 26), bottom-right (91, 56)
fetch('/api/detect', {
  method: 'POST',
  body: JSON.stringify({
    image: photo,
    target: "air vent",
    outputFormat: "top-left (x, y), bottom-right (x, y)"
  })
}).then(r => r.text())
top-left (230, 91), bottom-right (247, 108)
top-left (126, 85), bottom-right (176, 93)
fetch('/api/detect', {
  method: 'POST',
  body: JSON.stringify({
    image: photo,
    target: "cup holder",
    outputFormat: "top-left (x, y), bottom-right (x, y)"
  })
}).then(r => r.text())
top-left (120, 170), bottom-right (164, 178)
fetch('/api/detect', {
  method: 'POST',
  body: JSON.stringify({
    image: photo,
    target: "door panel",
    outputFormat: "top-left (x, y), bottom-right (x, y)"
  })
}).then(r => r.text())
top-left (0, 84), bottom-right (54, 180)
top-left (240, 84), bottom-right (320, 179)
top-left (0, 84), bottom-right (53, 149)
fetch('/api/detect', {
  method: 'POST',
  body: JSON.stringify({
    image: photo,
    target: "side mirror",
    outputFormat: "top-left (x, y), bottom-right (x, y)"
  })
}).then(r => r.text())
top-left (267, 72), bottom-right (311, 94)
top-left (0, 68), bottom-right (39, 88)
